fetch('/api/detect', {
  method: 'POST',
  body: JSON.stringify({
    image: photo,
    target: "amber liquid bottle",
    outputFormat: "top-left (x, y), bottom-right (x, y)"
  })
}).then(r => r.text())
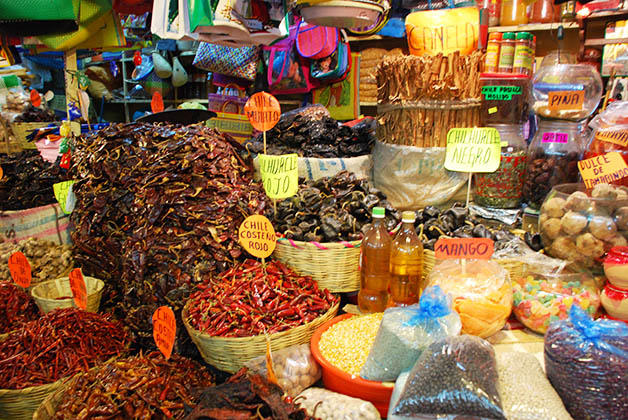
top-left (389, 211), bottom-right (424, 307)
top-left (358, 207), bottom-right (391, 313)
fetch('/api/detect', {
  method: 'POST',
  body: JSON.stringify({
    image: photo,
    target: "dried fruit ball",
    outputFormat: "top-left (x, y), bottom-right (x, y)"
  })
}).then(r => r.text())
top-left (542, 197), bottom-right (567, 219)
top-left (561, 211), bottom-right (588, 236)
top-left (541, 218), bottom-right (562, 240)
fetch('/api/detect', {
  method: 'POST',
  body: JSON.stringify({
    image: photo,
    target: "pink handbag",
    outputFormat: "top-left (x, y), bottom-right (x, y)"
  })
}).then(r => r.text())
top-left (296, 21), bottom-right (339, 60)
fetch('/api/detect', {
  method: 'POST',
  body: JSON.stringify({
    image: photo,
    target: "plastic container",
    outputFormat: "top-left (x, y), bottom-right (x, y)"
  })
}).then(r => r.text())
top-left (512, 32), bottom-right (533, 76)
top-left (539, 183), bottom-right (628, 270)
top-left (530, 0), bottom-right (560, 23)
top-left (532, 64), bottom-right (603, 121)
top-left (501, 0), bottom-right (528, 25)
top-left (389, 211), bottom-right (423, 307)
top-left (498, 32), bottom-right (516, 73)
top-left (601, 283), bottom-right (628, 320)
top-left (604, 247), bottom-right (628, 289)
top-left (359, 207), bottom-right (392, 313)
top-left (523, 120), bottom-right (583, 209)
top-left (480, 73), bottom-right (531, 125)
top-left (475, 124), bottom-right (527, 208)
top-left (479, 0), bottom-right (502, 26)
top-left (311, 314), bottom-right (394, 418)
top-left (513, 271), bottom-right (600, 334)
top-left (485, 33), bottom-right (502, 73)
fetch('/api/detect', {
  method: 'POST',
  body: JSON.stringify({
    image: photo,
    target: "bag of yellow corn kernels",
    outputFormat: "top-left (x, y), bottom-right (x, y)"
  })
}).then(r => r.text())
top-left (359, 286), bottom-right (461, 382)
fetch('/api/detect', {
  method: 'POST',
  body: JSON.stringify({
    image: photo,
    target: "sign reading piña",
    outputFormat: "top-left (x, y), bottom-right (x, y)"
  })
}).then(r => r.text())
top-left (258, 154), bottom-right (298, 199)
top-left (548, 90), bottom-right (584, 111)
top-left (434, 238), bottom-right (494, 260)
top-left (578, 152), bottom-right (628, 189)
top-left (239, 215), bottom-right (276, 259)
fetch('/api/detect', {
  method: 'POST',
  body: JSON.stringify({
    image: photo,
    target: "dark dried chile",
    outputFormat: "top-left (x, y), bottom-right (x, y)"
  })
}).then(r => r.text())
top-left (0, 308), bottom-right (128, 389)
top-left (0, 280), bottom-right (40, 334)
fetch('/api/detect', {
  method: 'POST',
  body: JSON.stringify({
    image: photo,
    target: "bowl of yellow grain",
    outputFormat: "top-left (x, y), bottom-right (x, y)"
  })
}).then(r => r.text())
top-left (310, 313), bottom-right (394, 417)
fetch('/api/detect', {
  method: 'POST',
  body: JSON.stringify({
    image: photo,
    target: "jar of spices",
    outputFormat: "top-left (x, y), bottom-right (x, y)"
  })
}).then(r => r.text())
top-left (479, 0), bottom-right (502, 26)
top-left (498, 32), bottom-right (516, 73)
top-left (475, 124), bottom-right (528, 208)
top-left (531, 0), bottom-right (560, 23)
top-left (513, 32), bottom-right (533, 76)
top-left (480, 73), bottom-right (531, 125)
top-left (523, 120), bottom-right (583, 209)
top-left (485, 33), bottom-right (502, 73)
top-left (501, 0), bottom-right (528, 25)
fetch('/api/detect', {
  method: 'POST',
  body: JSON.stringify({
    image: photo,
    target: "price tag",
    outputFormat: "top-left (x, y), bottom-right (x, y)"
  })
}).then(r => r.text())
top-left (258, 154), bottom-right (298, 199)
top-left (68, 268), bottom-right (87, 310)
top-left (239, 215), bottom-right (276, 259)
top-left (8, 252), bottom-right (31, 288)
top-left (153, 306), bottom-right (176, 360)
top-left (548, 90), bottom-right (584, 111)
top-left (151, 91), bottom-right (164, 114)
top-left (434, 238), bottom-right (494, 260)
top-left (444, 127), bottom-right (502, 173)
top-left (244, 92), bottom-right (281, 132)
top-left (30, 89), bottom-right (41, 107)
top-left (578, 152), bottom-right (628, 189)
top-left (541, 132), bottom-right (569, 144)
top-left (595, 129), bottom-right (628, 148)
top-left (481, 85), bottom-right (522, 101)
top-left (53, 180), bottom-right (77, 214)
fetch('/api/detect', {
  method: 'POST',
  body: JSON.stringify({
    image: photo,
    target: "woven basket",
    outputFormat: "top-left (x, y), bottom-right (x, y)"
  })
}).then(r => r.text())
top-left (273, 238), bottom-right (361, 293)
top-left (30, 276), bottom-right (104, 313)
top-left (10, 122), bottom-right (54, 149)
top-left (0, 377), bottom-right (67, 420)
top-left (422, 249), bottom-right (525, 282)
top-left (183, 300), bottom-right (340, 373)
top-left (32, 372), bottom-right (84, 420)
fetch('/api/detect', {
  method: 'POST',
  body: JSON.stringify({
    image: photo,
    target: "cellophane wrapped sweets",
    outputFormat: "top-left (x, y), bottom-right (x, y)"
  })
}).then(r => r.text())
top-left (360, 286), bottom-right (461, 382)
top-left (545, 307), bottom-right (628, 420)
top-left (426, 260), bottom-right (512, 338)
top-left (296, 388), bottom-right (381, 420)
top-left (393, 335), bottom-right (506, 420)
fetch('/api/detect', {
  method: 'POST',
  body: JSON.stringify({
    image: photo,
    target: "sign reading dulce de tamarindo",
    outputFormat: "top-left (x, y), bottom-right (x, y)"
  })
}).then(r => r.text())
top-left (434, 238), bottom-right (494, 260)
top-left (578, 152), bottom-right (628, 189)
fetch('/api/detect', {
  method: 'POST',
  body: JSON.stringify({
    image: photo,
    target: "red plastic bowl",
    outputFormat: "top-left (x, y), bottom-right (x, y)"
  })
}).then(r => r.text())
top-left (310, 313), bottom-right (394, 417)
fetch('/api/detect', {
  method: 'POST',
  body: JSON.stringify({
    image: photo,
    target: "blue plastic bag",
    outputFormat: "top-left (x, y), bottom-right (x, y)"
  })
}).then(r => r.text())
top-left (359, 286), bottom-right (461, 382)
top-left (545, 307), bottom-right (628, 419)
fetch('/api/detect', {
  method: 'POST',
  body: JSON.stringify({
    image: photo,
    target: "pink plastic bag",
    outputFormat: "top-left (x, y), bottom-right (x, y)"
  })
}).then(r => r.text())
top-left (296, 21), bottom-right (339, 60)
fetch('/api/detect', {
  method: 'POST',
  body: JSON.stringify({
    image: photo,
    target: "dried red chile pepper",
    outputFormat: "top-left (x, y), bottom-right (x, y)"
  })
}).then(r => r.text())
top-left (0, 150), bottom-right (67, 210)
top-left (186, 259), bottom-right (338, 337)
top-left (0, 308), bottom-right (128, 389)
top-left (69, 123), bottom-right (267, 351)
top-left (53, 351), bottom-right (214, 420)
top-left (0, 280), bottom-right (40, 334)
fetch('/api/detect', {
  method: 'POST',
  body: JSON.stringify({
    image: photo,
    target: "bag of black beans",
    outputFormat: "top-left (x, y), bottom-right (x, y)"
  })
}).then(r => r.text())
top-left (392, 335), bottom-right (506, 420)
top-left (545, 306), bottom-right (628, 420)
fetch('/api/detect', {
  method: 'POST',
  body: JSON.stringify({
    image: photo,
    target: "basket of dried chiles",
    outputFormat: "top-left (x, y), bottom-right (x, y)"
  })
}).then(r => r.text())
top-left (270, 170), bottom-right (400, 292)
top-left (183, 259), bottom-right (339, 373)
top-left (0, 280), bottom-right (41, 339)
top-left (0, 308), bottom-right (128, 420)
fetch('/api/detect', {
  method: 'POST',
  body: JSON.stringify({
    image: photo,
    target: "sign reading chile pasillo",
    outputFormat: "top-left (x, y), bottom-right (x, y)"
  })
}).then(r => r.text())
top-left (434, 237), bottom-right (494, 260)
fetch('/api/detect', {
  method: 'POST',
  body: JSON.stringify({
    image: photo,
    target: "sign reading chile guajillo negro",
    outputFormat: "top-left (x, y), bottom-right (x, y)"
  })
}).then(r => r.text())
top-left (239, 215), bottom-right (276, 259)
top-left (444, 127), bottom-right (502, 173)
top-left (595, 129), bottom-right (628, 148)
top-left (434, 237), bottom-right (494, 260)
top-left (578, 152), bottom-right (628, 189)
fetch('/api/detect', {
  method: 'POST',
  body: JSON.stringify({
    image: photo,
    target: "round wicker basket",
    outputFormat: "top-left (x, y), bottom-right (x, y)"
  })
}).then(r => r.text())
top-left (0, 377), bottom-right (66, 420)
top-left (183, 300), bottom-right (340, 373)
top-left (30, 276), bottom-right (104, 313)
top-left (273, 238), bottom-right (361, 293)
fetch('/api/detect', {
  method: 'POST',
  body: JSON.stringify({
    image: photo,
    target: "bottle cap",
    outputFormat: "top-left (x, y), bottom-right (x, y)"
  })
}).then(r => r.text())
top-left (503, 32), bottom-right (516, 40)
top-left (489, 32), bottom-right (502, 41)
top-left (372, 207), bottom-right (385, 218)
top-left (516, 32), bottom-right (528, 40)
top-left (402, 211), bottom-right (416, 223)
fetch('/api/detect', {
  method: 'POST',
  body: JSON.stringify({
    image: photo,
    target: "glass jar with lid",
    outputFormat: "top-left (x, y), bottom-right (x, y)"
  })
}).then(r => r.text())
top-left (530, 0), bottom-right (560, 23)
top-left (532, 64), bottom-right (603, 121)
top-left (501, 0), bottom-right (528, 25)
top-left (475, 124), bottom-right (528, 208)
top-left (523, 120), bottom-right (583, 209)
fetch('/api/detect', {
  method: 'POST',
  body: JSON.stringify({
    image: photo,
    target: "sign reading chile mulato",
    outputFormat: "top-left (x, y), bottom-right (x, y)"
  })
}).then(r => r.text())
top-left (434, 237), bottom-right (494, 260)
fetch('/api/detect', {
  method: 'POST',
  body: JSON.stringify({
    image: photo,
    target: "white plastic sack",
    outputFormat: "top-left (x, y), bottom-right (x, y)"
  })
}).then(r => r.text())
top-left (254, 155), bottom-right (372, 182)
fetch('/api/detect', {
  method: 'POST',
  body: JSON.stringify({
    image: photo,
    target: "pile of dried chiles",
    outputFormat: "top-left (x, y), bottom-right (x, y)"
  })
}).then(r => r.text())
top-left (270, 171), bottom-right (400, 242)
top-left (246, 115), bottom-right (375, 158)
top-left (14, 105), bottom-right (57, 122)
top-left (0, 281), bottom-right (40, 334)
top-left (0, 150), bottom-right (67, 210)
top-left (70, 123), bottom-right (267, 351)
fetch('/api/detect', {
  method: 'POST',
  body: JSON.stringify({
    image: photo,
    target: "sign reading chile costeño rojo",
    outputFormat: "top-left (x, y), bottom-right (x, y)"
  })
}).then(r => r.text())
top-left (239, 215), bottom-right (276, 259)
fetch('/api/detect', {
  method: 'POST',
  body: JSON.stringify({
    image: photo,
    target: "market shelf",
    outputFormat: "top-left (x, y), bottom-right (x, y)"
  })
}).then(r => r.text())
top-left (584, 37), bottom-right (628, 46)
top-left (347, 35), bottom-right (405, 42)
top-left (488, 21), bottom-right (579, 33)
top-left (360, 102), bottom-right (378, 106)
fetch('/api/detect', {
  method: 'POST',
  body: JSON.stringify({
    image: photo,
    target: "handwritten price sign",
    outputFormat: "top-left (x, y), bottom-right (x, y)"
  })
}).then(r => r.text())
top-left (153, 306), bottom-right (176, 360)
top-left (239, 215), bottom-right (276, 259)
top-left (434, 238), bottom-right (494, 260)
top-left (444, 128), bottom-right (502, 173)
top-left (8, 252), bottom-right (31, 288)
top-left (53, 181), bottom-right (77, 214)
top-left (69, 268), bottom-right (87, 310)
top-left (244, 92), bottom-right (281, 132)
top-left (258, 154), bottom-right (298, 199)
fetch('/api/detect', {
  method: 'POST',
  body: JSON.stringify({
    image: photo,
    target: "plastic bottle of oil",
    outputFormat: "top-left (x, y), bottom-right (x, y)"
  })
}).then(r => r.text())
top-left (389, 211), bottom-right (424, 307)
top-left (358, 207), bottom-right (391, 313)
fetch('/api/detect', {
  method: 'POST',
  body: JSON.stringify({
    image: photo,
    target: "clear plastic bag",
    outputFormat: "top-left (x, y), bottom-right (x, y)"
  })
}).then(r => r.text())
top-left (544, 307), bottom-right (628, 419)
top-left (244, 343), bottom-right (321, 397)
top-left (393, 335), bottom-right (506, 420)
top-left (427, 260), bottom-right (512, 338)
top-left (496, 352), bottom-right (572, 420)
top-left (296, 388), bottom-right (381, 420)
top-left (360, 286), bottom-right (461, 382)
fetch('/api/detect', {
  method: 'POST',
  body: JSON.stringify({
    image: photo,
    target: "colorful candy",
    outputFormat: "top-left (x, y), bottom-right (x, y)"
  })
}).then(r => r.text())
top-left (513, 274), bottom-right (600, 334)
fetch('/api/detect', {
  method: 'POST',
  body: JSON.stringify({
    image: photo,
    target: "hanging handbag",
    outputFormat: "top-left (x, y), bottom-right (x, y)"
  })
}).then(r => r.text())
top-left (296, 21), bottom-right (339, 60)
top-left (310, 33), bottom-right (351, 82)
top-left (206, 84), bottom-right (254, 143)
top-left (193, 44), bottom-right (261, 81)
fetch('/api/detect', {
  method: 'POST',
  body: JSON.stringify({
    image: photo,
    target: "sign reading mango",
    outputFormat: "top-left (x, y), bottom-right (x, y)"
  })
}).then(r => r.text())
top-left (444, 127), bottom-right (502, 173)
top-left (258, 153), bottom-right (298, 199)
